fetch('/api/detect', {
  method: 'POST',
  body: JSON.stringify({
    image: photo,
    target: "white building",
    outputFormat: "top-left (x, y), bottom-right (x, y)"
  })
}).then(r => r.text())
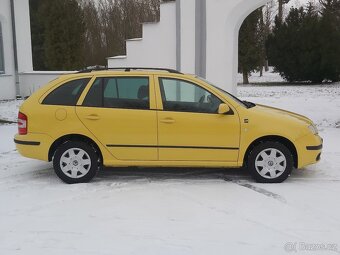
top-left (0, 0), bottom-right (68, 100)
top-left (1, 0), bottom-right (268, 100)
top-left (108, 0), bottom-right (269, 94)
top-left (0, 0), bottom-right (33, 100)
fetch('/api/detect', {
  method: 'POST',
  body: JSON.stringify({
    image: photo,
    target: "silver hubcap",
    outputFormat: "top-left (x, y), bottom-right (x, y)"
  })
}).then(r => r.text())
top-left (255, 148), bottom-right (287, 179)
top-left (60, 148), bottom-right (91, 179)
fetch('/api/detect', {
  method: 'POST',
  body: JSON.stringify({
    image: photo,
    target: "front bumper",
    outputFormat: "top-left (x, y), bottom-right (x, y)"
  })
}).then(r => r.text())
top-left (295, 134), bottom-right (323, 168)
top-left (306, 143), bottom-right (323, 151)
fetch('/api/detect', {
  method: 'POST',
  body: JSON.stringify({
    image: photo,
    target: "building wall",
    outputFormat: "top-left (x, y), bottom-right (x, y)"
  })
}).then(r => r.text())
top-left (0, 0), bottom-right (16, 100)
top-left (19, 71), bottom-right (74, 97)
top-left (13, 0), bottom-right (33, 73)
top-left (108, 3), bottom-right (177, 69)
top-left (0, 0), bottom-right (33, 100)
top-left (205, 0), bottom-right (269, 94)
top-left (108, 0), bottom-right (270, 95)
top-left (179, 0), bottom-right (196, 74)
top-left (1, 0), bottom-right (270, 100)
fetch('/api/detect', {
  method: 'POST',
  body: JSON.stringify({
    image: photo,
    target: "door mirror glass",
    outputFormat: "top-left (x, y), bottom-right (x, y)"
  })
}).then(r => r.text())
top-left (218, 104), bottom-right (231, 115)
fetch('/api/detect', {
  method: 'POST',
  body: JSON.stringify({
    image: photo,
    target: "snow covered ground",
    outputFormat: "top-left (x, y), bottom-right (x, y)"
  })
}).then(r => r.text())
top-left (1, 84), bottom-right (340, 254)
top-left (0, 100), bottom-right (21, 123)
top-left (237, 67), bottom-right (285, 84)
top-left (239, 84), bottom-right (340, 128)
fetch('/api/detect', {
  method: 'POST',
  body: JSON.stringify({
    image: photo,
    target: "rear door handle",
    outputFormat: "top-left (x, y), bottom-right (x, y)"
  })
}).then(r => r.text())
top-left (160, 118), bottom-right (175, 124)
top-left (85, 114), bottom-right (100, 120)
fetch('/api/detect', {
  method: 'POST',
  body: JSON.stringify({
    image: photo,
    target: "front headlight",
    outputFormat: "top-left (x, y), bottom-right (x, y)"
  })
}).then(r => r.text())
top-left (308, 124), bottom-right (318, 135)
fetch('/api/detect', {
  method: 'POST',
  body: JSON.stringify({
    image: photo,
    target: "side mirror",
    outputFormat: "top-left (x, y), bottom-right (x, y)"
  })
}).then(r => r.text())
top-left (218, 104), bottom-right (232, 115)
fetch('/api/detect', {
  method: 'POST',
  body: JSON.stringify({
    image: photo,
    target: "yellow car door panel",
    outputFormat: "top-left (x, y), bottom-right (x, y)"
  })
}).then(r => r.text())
top-left (76, 76), bottom-right (158, 161)
top-left (156, 77), bottom-right (240, 162)
top-left (157, 111), bottom-right (240, 161)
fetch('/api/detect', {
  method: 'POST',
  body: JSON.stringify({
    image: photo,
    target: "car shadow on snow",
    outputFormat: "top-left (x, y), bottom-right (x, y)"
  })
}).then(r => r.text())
top-left (94, 166), bottom-right (330, 185)
top-left (25, 164), bottom-right (324, 186)
top-left (96, 167), bottom-right (252, 182)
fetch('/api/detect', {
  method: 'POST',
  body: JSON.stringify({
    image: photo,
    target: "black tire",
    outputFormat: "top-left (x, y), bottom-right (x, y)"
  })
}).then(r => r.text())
top-left (53, 141), bottom-right (100, 184)
top-left (247, 141), bottom-right (293, 183)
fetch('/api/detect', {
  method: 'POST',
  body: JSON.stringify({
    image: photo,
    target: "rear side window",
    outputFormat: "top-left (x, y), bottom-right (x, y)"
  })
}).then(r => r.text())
top-left (43, 78), bottom-right (90, 106)
top-left (83, 77), bottom-right (149, 110)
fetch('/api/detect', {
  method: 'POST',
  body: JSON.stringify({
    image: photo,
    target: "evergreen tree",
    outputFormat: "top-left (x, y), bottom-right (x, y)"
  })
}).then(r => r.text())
top-left (29, 0), bottom-right (46, 70)
top-left (268, 8), bottom-right (303, 82)
top-left (41, 0), bottom-right (86, 70)
top-left (30, 0), bottom-right (162, 69)
top-left (267, 2), bottom-right (340, 83)
top-left (81, 0), bottom-right (106, 66)
top-left (238, 8), bottom-right (263, 84)
top-left (318, 0), bottom-right (340, 81)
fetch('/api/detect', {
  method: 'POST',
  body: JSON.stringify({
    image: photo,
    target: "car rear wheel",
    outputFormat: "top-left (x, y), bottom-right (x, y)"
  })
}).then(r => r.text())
top-left (53, 141), bottom-right (100, 184)
top-left (247, 141), bottom-right (293, 183)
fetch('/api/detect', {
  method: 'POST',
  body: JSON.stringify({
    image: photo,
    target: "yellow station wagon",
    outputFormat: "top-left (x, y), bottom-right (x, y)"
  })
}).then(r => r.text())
top-left (14, 68), bottom-right (323, 184)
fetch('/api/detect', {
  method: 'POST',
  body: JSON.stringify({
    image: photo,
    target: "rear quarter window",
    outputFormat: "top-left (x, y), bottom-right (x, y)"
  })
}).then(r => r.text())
top-left (42, 78), bottom-right (90, 106)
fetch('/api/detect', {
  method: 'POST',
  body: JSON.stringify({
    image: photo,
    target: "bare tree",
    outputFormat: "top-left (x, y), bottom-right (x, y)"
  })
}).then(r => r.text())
top-left (278, 0), bottom-right (291, 22)
top-left (80, 0), bottom-right (107, 66)
top-left (79, 0), bottom-right (162, 67)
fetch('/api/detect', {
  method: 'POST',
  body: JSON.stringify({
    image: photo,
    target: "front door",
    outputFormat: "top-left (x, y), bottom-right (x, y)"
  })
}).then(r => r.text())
top-left (156, 77), bottom-right (240, 162)
top-left (76, 76), bottom-right (158, 161)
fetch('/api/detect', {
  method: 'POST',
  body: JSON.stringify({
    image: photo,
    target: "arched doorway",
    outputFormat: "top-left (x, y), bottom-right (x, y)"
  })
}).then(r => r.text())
top-left (203, 0), bottom-right (269, 94)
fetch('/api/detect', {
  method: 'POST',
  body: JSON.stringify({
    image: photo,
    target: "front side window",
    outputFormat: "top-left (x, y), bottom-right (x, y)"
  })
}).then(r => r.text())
top-left (83, 77), bottom-right (149, 110)
top-left (159, 78), bottom-right (222, 113)
top-left (0, 22), bottom-right (4, 73)
top-left (196, 76), bottom-right (248, 108)
top-left (43, 78), bottom-right (90, 106)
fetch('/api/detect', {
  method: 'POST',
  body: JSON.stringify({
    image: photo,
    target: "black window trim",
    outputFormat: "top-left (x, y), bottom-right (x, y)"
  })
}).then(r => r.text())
top-left (81, 76), bottom-right (151, 111)
top-left (158, 77), bottom-right (225, 115)
top-left (114, 78), bottom-right (120, 98)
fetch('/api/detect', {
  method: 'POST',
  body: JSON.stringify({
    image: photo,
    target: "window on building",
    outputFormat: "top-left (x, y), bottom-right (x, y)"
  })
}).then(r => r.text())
top-left (0, 22), bottom-right (5, 73)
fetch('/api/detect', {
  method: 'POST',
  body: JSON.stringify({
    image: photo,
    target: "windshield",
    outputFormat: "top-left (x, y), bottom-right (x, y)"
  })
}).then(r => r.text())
top-left (196, 76), bottom-right (248, 108)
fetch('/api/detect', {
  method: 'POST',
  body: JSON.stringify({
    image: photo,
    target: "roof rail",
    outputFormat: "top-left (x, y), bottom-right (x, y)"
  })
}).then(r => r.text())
top-left (77, 66), bottom-right (107, 73)
top-left (77, 67), bottom-right (183, 74)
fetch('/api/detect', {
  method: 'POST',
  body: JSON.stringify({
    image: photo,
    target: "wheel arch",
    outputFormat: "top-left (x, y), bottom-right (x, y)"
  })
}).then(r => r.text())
top-left (243, 135), bottom-right (298, 168)
top-left (48, 134), bottom-right (103, 163)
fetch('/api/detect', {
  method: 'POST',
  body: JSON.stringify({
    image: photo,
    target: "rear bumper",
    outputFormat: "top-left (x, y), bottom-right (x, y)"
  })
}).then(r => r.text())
top-left (14, 133), bottom-right (53, 161)
top-left (14, 139), bottom-right (40, 146)
top-left (295, 134), bottom-right (323, 168)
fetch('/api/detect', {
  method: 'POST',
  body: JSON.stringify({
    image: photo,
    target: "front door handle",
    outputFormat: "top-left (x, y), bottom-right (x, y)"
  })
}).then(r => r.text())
top-left (85, 114), bottom-right (100, 120)
top-left (160, 118), bottom-right (175, 124)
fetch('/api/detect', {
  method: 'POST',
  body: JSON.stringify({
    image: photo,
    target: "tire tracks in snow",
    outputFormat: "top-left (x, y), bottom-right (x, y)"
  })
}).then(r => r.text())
top-left (224, 178), bottom-right (287, 203)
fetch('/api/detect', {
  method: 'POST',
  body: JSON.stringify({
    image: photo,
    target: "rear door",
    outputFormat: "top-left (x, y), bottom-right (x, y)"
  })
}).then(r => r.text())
top-left (76, 75), bottom-right (158, 161)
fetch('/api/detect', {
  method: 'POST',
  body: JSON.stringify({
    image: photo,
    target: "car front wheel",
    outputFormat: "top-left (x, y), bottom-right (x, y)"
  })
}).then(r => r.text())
top-left (247, 141), bottom-right (294, 183)
top-left (53, 141), bottom-right (99, 184)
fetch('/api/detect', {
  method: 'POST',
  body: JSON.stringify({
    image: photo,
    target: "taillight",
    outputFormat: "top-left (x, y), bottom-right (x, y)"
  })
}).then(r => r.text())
top-left (18, 112), bottom-right (27, 135)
